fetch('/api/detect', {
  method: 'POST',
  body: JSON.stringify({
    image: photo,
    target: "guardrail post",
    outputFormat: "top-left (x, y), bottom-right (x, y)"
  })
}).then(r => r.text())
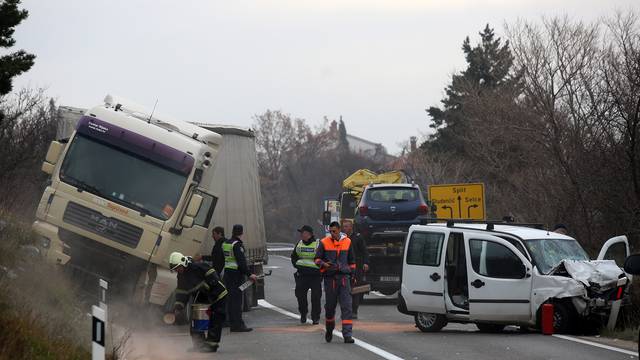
top-left (92, 305), bottom-right (106, 360)
top-left (99, 279), bottom-right (108, 311)
top-left (607, 300), bottom-right (621, 331)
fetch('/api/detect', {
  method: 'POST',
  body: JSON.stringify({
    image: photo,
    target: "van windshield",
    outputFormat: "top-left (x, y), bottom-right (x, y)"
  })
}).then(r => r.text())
top-left (524, 238), bottom-right (589, 274)
top-left (59, 134), bottom-right (188, 220)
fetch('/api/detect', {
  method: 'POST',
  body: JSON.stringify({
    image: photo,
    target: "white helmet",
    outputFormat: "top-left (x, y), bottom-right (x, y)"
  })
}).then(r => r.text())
top-left (169, 252), bottom-right (190, 270)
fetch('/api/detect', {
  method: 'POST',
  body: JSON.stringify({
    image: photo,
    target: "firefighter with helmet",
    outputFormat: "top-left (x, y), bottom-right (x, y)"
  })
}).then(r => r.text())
top-left (170, 251), bottom-right (228, 352)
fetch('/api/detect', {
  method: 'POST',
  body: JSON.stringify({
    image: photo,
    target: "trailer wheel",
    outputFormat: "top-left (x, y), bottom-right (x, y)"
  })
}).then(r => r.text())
top-left (414, 312), bottom-right (447, 332)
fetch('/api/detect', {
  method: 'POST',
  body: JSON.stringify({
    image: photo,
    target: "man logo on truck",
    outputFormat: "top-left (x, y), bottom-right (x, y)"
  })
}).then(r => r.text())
top-left (90, 213), bottom-right (119, 234)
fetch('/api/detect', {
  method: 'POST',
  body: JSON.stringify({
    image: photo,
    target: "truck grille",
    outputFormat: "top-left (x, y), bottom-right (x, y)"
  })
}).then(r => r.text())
top-left (63, 202), bottom-right (143, 248)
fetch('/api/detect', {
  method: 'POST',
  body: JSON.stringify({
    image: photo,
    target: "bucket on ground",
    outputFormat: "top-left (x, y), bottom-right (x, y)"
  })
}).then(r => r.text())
top-left (191, 303), bottom-right (211, 333)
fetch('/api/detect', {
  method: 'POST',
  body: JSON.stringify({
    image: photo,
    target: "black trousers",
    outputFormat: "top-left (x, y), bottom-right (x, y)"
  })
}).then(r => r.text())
top-left (352, 267), bottom-right (365, 315)
top-left (208, 297), bottom-right (226, 343)
top-left (223, 270), bottom-right (245, 328)
top-left (190, 296), bottom-right (226, 347)
top-left (294, 273), bottom-right (322, 321)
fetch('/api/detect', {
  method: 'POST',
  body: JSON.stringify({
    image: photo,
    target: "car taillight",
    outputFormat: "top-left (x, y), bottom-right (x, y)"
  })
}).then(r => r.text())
top-left (359, 205), bottom-right (368, 216)
top-left (616, 286), bottom-right (624, 300)
top-left (418, 204), bottom-right (428, 215)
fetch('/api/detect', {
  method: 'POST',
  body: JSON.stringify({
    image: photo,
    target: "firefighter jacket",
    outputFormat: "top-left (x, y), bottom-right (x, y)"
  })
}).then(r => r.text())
top-left (291, 237), bottom-right (321, 276)
top-left (314, 233), bottom-right (356, 277)
top-left (222, 237), bottom-right (251, 276)
top-left (174, 261), bottom-right (228, 310)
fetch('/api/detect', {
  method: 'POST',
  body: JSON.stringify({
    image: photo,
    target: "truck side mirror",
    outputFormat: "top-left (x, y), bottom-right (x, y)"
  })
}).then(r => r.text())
top-left (624, 254), bottom-right (640, 275)
top-left (181, 215), bottom-right (194, 228)
top-left (41, 162), bottom-right (55, 175)
top-left (45, 141), bottom-right (64, 164)
top-left (42, 141), bottom-right (64, 175)
top-left (185, 194), bottom-right (203, 217)
top-left (322, 211), bottom-right (331, 226)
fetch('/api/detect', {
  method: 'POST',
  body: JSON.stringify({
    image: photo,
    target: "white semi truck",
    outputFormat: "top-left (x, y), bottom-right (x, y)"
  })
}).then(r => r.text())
top-left (34, 96), bottom-right (267, 308)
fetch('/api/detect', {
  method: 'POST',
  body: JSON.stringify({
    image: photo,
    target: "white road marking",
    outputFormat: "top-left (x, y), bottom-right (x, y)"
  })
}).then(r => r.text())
top-left (552, 334), bottom-right (637, 357)
top-left (258, 299), bottom-right (404, 360)
top-left (264, 266), bottom-right (281, 269)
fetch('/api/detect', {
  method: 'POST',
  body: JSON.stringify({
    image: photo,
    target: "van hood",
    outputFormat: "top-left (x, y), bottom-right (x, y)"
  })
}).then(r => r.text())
top-left (550, 260), bottom-right (623, 291)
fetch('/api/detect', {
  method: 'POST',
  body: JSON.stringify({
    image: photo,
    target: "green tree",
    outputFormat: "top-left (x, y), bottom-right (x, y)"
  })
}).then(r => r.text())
top-left (0, 0), bottom-right (35, 97)
top-left (338, 117), bottom-right (349, 153)
top-left (424, 24), bottom-right (519, 154)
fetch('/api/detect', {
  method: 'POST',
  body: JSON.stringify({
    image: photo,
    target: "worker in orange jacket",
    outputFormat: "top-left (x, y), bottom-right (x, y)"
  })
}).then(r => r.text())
top-left (314, 221), bottom-right (356, 344)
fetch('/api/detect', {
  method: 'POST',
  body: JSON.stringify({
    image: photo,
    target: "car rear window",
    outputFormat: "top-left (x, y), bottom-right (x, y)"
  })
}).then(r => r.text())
top-left (366, 188), bottom-right (419, 202)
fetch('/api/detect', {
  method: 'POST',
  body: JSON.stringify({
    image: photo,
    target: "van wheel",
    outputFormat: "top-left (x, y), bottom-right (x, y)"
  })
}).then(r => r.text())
top-left (552, 302), bottom-right (573, 334)
top-left (476, 323), bottom-right (506, 333)
top-left (414, 312), bottom-right (447, 332)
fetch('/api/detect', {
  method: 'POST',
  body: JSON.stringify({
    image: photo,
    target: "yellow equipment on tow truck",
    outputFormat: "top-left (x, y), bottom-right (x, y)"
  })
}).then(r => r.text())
top-left (338, 169), bottom-right (406, 225)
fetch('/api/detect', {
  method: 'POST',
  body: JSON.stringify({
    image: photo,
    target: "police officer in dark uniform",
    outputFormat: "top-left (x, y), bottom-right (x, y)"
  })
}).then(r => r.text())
top-left (222, 224), bottom-right (257, 332)
top-left (290, 225), bottom-right (322, 324)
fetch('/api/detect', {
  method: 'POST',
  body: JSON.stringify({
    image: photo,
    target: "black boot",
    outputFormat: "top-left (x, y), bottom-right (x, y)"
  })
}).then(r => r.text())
top-left (325, 324), bottom-right (334, 343)
top-left (300, 313), bottom-right (307, 324)
top-left (344, 336), bottom-right (355, 344)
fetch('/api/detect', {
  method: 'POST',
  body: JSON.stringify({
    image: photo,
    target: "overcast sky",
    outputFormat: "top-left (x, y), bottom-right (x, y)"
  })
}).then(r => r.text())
top-left (13, 0), bottom-right (638, 154)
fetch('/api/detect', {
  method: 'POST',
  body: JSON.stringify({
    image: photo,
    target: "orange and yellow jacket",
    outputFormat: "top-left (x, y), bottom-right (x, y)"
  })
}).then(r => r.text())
top-left (314, 233), bottom-right (356, 276)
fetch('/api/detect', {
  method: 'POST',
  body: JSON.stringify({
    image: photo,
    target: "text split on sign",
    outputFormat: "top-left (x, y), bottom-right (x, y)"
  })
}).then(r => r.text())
top-left (428, 183), bottom-right (486, 220)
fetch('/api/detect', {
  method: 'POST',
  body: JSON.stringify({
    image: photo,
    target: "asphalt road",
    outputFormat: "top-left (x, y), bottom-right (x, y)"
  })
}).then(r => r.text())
top-left (125, 254), bottom-right (638, 359)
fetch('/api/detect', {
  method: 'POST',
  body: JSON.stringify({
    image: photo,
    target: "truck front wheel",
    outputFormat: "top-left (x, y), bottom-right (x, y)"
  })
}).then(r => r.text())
top-left (414, 312), bottom-right (447, 332)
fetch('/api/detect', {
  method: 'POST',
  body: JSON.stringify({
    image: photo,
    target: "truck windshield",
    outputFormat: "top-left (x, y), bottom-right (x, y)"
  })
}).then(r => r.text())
top-left (59, 134), bottom-right (188, 220)
top-left (524, 238), bottom-right (590, 274)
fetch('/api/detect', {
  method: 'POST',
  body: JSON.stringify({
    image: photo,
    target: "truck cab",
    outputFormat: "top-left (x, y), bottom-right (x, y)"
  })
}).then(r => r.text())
top-left (398, 222), bottom-right (629, 333)
top-left (33, 95), bottom-right (222, 304)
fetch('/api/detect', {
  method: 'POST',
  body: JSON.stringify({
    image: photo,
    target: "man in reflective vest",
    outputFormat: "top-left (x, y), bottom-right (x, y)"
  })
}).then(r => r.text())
top-left (290, 225), bottom-right (322, 324)
top-left (222, 224), bottom-right (257, 332)
top-left (170, 252), bottom-right (228, 352)
top-left (314, 221), bottom-right (356, 344)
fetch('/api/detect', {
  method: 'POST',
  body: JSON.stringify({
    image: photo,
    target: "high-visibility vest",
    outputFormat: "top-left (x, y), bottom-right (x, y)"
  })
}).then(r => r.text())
top-left (295, 239), bottom-right (319, 269)
top-left (222, 241), bottom-right (239, 270)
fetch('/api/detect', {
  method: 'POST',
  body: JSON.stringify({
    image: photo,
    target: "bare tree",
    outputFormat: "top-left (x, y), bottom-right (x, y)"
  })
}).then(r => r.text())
top-left (601, 11), bottom-right (640, 231)
top-left (0, 88), bottom-right (57, 215)
top-left (506, 16), bottom-right (607, 244)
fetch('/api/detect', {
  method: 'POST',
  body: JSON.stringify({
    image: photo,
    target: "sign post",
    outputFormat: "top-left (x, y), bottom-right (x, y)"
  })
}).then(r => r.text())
top-left (428, 183), bottom-right (486, 220)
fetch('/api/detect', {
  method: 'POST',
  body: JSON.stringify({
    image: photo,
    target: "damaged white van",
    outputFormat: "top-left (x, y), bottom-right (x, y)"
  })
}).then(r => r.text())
top-left (397, 222), bottom-right (630, 333)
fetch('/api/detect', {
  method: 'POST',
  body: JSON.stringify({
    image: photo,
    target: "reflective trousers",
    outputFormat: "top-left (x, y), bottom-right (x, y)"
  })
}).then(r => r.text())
top-left (323, 274), bottom-right (353, 337)
top-left (294, 273), bottom-right (322, 321)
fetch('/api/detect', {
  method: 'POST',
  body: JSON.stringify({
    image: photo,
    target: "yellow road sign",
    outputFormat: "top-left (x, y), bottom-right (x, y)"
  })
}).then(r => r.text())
top-left (428, 183), bottom-right (485, 220)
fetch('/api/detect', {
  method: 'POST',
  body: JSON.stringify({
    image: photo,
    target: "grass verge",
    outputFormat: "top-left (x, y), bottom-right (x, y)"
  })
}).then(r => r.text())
top-left (0, 209), bottom-right (91, 360)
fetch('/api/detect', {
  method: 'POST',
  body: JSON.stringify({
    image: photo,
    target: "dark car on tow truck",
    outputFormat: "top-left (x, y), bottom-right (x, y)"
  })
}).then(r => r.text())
top-left (354, 183), bottom-right (430, 295)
